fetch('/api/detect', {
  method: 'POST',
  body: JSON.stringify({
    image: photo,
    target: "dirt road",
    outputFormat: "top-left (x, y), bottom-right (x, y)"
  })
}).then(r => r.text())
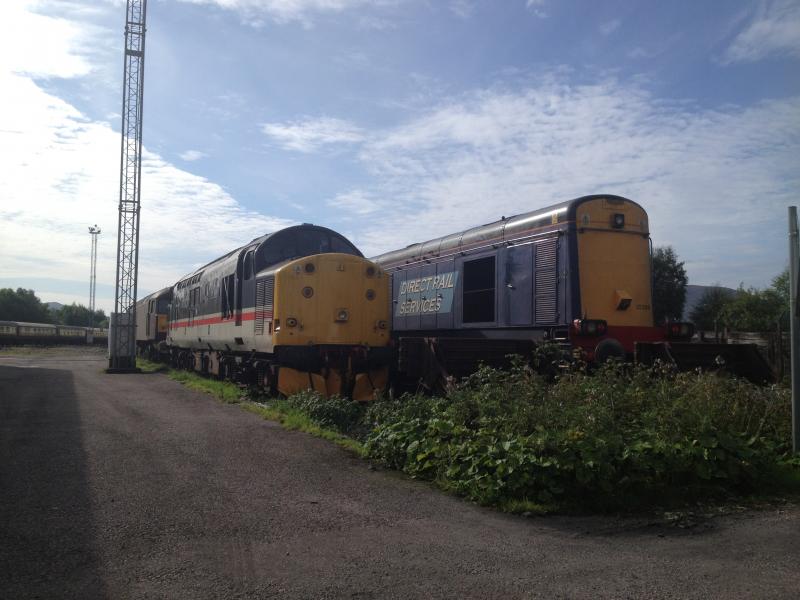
top-left (1, 351), bottom-right (798, 599)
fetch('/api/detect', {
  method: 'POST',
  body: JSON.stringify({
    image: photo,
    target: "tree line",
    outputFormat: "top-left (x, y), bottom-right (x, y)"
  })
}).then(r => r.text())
top-left (0, 288), bottom-right (108, 328)
top-left (652, 247), bottom-right (789, 333)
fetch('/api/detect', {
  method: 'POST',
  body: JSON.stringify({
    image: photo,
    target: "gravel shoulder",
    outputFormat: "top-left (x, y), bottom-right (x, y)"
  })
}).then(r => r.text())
top-left (1, 350), bottom-right (798, 599)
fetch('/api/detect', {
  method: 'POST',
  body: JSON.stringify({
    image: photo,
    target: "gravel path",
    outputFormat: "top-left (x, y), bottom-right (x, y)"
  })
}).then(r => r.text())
top-left (1, 351), bottom-right (798, 599)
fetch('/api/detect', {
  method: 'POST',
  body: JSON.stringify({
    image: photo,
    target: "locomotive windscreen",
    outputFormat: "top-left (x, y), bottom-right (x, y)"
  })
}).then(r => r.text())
top-left (257, 226), bottom-right (362, 271)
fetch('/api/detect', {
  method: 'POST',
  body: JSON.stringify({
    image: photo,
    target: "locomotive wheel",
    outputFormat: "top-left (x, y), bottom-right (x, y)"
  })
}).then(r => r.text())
top-left (595, 338), bottom-right (626, 364)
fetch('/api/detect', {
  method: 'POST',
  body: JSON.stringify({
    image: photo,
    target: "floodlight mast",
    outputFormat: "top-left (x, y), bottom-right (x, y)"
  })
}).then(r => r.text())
top-left (88, 225), bottom-right (101, 312)
top-left (109, 0), bottom-right (147, 372)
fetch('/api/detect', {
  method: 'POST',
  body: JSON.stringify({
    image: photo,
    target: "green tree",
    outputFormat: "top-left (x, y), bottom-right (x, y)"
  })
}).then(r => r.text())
top-left (0, 288), bottom-right (54, 323)
top-left (689, 286), bottom-right (734, 330)
top-left (719, 286), bottom-right (784, 332)
top-left (771, 267), bottom-right (789, 307)
top-left (652, 246), bottom-right (688, 324)
top-left (58, 303), bottom-right (108, 327)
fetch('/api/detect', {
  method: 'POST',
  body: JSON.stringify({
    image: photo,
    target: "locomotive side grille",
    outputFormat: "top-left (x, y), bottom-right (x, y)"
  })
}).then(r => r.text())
top-left (534, 237), bottom-right (558, 323)
top-left (255, 276), bottom-right (274, 335)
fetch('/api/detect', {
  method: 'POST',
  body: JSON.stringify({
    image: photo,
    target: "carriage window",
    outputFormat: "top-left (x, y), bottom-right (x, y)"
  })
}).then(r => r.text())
top-left (462, 256), bottom-right (495, 323)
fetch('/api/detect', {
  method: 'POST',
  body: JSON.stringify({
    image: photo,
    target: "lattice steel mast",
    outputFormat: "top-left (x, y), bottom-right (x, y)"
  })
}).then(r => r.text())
top-left (109, 0), bottom-right (147, 371)
top-left (88, 225), bottom-right (101, 312)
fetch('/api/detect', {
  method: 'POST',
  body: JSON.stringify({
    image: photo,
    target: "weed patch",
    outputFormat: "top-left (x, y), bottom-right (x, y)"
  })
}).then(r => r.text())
top-left (242, 400), bottom-right (365, 456)
top-left (167, 369), bottom-right (244, 403)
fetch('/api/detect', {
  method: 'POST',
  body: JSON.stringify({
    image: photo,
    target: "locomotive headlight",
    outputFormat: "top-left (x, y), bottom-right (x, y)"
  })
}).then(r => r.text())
top-left (335, 309), bottom-right (349, 322)
top-left (365, 289), bottom-right (376, 301)
top-left (366, 266), bottom-right (376, 277)
top-left (302, 286), bottom-right (314, 298)
top-left (286, 317), bottom-right (298, 328)
top-left (304, 262), bottom-right (315, 273)
top-left (376, 320), bottom-right (388, 329)
top-left (611, 213), bottom-right (625, 229)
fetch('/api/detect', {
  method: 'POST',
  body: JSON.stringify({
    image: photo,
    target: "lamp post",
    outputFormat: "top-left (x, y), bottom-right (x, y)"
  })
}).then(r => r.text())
top-left (88, 225), bottom-right (101, 312)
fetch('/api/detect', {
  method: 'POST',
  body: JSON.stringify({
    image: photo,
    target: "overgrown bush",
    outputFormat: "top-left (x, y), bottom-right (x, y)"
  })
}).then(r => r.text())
top-left (285, 361), bottom-right (795, 510)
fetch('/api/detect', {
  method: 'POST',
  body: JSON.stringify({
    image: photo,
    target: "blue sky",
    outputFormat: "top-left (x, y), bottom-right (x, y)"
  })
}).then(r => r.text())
top-left (1, 0), bottom-right (798, 313)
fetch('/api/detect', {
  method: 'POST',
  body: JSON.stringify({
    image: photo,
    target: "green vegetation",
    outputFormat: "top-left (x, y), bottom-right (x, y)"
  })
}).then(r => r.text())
top-left (0, 288), bottom-right (53, 323)
top-left (0, 288), bottom-right (108, 327)
top-left (652, 246), bottom-right (688, 325)
top-left (361, 361), bottom-right (797, 510)
top-left (58, 302), bottom-right (108, 328)
top-left (137, 358), bottom-right (244, 402)
top-left (136, 360), bottom-right (365, 454)
top-left (242, 400), bottom-right (365, 456)
top-left (167, 369), bottom-right (244, 403)
top-left (691, 269), bottom-right (789, 332)
top-left (150, 353), bottom-right (798, 513)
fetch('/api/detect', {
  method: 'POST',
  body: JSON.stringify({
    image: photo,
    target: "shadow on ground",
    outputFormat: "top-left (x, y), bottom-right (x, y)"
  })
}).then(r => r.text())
top-left (0, 365), bottom-right (107, 599)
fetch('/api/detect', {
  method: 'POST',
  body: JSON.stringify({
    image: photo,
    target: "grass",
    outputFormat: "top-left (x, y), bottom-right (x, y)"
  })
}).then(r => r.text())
top-left (133, 358), bottom-right (364, 455)
top-left (241, 400), bottom-right (366, 456)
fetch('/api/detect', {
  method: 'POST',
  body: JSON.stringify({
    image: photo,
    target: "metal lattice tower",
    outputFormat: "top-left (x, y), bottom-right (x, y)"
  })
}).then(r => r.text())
top-left (88, 225), bottom-right (101, 312)
top-left (109, 0), bottom-right (147, 371)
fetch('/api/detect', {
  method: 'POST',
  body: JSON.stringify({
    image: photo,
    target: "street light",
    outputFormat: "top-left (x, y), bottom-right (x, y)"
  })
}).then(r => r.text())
top-left (88, 225), bottom-right (101, 312)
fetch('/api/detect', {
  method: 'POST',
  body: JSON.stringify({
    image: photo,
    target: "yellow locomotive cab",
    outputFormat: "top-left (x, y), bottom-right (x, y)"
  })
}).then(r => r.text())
top-left (272, 253), bottom-right (391, 401)
top-left (575, 198), bottom-right (653, 327)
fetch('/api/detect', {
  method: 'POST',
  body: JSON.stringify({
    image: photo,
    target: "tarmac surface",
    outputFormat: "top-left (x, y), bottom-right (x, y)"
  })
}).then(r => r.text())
top-left (1, 349), bottom-right (799, 599)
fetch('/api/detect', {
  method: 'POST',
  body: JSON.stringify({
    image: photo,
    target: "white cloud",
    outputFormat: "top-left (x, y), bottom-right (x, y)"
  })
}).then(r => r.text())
top-left (724, 0), bottom-right (800, 63)
top-left (179, 149), bottom-right (208, 161)
top-left (0, 3), bottom-right (292, 313)
top-left (178, 0), bottom-right (396, 26)
top-left (0, 1), bottom-right (107, 79)
top-left (313, 78), bottom-right (798, 288)
top-left (599, 18), bottom-right (621, 36)
top-left (449, 0), bottom-right (475, 19)
top-left (327, 190), bottom-right (383, 215)
top-left (261, 117), bottom-right (365, 152)
top-left (526, 0), bottom-right (546, 18)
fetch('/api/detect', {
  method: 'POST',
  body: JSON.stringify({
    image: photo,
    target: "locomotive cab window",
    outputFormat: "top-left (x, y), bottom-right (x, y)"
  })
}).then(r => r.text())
top-left (462, 256), bottom-right (496, 323)
top-left (244, 250), bottom-right (254, 280)
top-left (221, 274), bottom-right (235, 318)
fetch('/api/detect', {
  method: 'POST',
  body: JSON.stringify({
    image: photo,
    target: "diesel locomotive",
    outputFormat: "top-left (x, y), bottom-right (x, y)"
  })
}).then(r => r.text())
top-left (136, 224), bottom-right (392, 401)
top-left (373, 194), bottom-right (714, 388)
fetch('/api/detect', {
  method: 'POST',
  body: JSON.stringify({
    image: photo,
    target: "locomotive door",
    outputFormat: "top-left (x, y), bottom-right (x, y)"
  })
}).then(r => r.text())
top-left (234, 250), bottom-right (246, 326)
top-left (240, 250), bottom-right (256, 329)
top-left (505, 245), bottom-right (533, 326)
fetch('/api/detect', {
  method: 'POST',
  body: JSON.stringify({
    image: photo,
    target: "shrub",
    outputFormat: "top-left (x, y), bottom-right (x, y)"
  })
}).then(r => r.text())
top-left (279, 362), bottom-right (794, 509)
top-left (362, 362), bottom-right (794, 509)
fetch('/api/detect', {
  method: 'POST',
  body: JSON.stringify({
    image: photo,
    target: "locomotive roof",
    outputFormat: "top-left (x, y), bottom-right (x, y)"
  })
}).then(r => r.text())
top-left (175, 223), bottom-right (362, 284)
top-left (371, 194), bottom-right (644, 268)
top-left (139, 286), bottom-right (173, 302)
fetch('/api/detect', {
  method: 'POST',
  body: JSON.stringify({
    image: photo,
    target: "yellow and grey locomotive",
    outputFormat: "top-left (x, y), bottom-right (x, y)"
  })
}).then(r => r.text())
top-left (141, 224), bottom-right (391, 400)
